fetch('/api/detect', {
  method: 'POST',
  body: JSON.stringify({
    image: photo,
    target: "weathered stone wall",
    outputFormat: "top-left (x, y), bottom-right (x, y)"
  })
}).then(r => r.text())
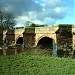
top-left (6, 34), bottom-right (15, 45)
top-left (72, 25), bottom-right (75, 48)
top-left (3, 30), bottom-right (7, 43)
top-left (0, 24), bottom-right (75, 56)
top-left (23, 33), bottom-right (35, 47)
top-left (0, 24), bottom-right (74, 50)
top-left (14, 28), bottom-right (24, 40)
top-left (35, 26), bottom-right (58, 46)
top-left (56, 24), bottom-right (73, 51)
top-left (23, 26), bottom-right (58, 48)
top-left (0, 35), bottom-right (3, 45)
top-left (73, 35), bottom-right (75, 46)
top-left (0, 30), bottom-right (7, 45)
top-left (35, 33), bottom-right (56, 46)
top-left (6, 29), bottom-right (15, 45)
top-left (5, 28), bottom-right (25, 45)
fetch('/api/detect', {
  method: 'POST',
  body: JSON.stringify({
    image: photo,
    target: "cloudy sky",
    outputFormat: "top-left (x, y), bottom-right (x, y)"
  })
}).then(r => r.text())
top-left (0, 0), bottom-right (74, 27)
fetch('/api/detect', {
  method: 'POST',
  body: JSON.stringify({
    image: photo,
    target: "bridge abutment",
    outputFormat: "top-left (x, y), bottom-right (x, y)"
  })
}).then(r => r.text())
top-left (23, 27), bottom-right (36, 47)
top-left (23, 27), bottom-right (58, 56)
top-left (6, 29), bottom-right (15, 46)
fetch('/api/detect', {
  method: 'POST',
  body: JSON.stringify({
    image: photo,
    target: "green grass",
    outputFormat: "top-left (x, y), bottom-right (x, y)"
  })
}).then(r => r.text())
top-left (0, 55), bottom-right (75, 75)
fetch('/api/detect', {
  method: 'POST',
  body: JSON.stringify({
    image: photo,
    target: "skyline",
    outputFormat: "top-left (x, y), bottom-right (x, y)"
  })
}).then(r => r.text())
top-left (0, 0), bottom-right (74, 27)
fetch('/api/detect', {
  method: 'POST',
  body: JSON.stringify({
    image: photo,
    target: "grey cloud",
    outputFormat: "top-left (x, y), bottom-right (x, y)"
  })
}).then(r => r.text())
top-left (0, 0), bottom-right (42, 16)
top-left (0, 0), bottom-right (71, 25)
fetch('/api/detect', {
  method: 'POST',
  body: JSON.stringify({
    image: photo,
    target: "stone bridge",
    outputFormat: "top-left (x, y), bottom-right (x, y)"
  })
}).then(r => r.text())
top-left (6, 28), bottom-right (25, 45)
top-left (0, 24), bottom-right (75, 55)
top-left (23, 26), bottom-right (58, 48)
top-left (0, 28), bottom-right (25, 45)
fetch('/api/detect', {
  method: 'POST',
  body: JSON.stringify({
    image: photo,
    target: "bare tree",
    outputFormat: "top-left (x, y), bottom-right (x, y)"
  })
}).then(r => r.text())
top-left (0, 10), bottom-right (5, 29)
top-left (0, 10), bottom-right (16, 29)
top-left (25, 21), bottom-right (48, 27)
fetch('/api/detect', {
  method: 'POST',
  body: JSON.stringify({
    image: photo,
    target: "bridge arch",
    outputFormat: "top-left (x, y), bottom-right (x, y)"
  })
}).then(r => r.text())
top-left (37, 36), bottom-right (53, 49)
top-left (36, 36), bottom-right (57, 55)
top-left (16, 37), bottom-right (23, 45)
top-left (4, 39), bottom-right (6, 43)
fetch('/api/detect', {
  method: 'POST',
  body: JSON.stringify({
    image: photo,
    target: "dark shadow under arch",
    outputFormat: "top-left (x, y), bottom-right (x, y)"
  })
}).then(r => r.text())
top-left (4, 39), bottom-right (6, 43)
top-left (37, 37), bottom-right (53, 49)
top-left (16, 37), bottom-right (23, 45)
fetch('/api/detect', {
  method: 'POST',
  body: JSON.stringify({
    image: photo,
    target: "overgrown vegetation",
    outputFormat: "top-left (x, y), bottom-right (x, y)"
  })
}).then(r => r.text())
top-left (0, 55), bottom-right (75, 75)
top-left (24, 48), bottom-right (52, 56)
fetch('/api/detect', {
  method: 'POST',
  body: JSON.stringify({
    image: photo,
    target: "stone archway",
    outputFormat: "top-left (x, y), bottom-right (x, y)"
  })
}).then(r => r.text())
top-left (37, 36), bottom-right (57, 56)
top-left (16, 37), bottom-right (23, 45)
top-left (37, 37), bottom-right (53, 49)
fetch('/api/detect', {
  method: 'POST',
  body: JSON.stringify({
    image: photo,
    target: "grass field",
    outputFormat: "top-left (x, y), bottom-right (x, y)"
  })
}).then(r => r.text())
top-left (0, 54), bottom-right (75, 75)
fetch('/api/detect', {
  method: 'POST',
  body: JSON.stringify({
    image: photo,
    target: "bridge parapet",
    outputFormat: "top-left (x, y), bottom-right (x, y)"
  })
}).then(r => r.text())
top-left (14, 28), bottom-right (25, 34)
top-left (6, 29), bottom-right (14, 35)
top-left (24, 27), bottom-right (35, 33)
top-left (23, 26), bottom-right (58, 48)
top-left (35, 26), bottom-right (58, 33)
top-left (24, 26), bottom-right (59, 34)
